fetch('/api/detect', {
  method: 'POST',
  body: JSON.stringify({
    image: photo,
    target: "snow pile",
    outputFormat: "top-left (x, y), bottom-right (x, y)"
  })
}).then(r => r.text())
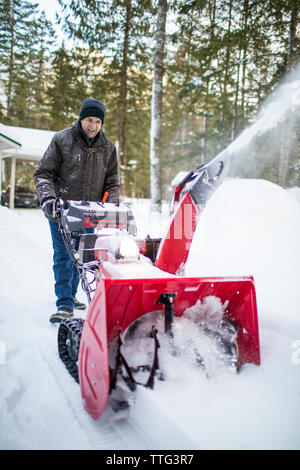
top-left (186, 178), bottom-right (300, 320)
top-left (0, 178), bottom-right (299, 450)
top-left (288, 186), bottom-right (300, 204)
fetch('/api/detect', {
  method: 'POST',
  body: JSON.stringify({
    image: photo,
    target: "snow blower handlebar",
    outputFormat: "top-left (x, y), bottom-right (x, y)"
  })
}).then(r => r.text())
top-left (54, 198), bottom-right (101, 303)
top-left (53, 198), bottom-right (140, 304)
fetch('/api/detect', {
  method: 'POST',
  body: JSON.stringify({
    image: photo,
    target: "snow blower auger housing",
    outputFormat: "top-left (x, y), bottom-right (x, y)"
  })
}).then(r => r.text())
top-left (56, 150), bottom-right (260, 420)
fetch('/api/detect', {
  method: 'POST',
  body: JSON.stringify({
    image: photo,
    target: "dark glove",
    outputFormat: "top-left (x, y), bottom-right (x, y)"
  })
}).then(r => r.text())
top-left (41, 198), bottom-right (56, 221)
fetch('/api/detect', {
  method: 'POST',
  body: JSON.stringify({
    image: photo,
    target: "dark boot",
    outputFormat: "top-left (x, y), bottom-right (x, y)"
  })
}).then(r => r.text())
top-left (50, 306), bottom-right (74, 324)
top-left (74, 298), bottom-right (87, 310)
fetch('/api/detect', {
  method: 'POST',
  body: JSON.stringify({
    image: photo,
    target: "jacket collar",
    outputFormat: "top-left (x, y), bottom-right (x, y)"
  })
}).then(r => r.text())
top-left (72, 121), bottom-right (105, 149)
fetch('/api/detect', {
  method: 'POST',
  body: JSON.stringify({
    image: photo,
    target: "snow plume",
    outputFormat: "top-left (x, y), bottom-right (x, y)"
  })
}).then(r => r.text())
top-left (228, 63), bottom-right (300, 183)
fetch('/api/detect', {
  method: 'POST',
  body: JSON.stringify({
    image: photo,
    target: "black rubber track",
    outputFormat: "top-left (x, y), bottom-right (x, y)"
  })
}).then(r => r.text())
top-left (58, 318), bottom-right (85, 383)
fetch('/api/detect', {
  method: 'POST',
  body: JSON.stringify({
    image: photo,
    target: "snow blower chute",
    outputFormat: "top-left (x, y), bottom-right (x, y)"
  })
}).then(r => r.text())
top-left (56, 150), bottom-right (260, 420)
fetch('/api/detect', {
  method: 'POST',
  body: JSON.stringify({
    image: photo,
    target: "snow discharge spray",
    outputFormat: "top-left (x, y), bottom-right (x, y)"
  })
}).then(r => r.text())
top-left (227, 63), bottom-right (300, 186)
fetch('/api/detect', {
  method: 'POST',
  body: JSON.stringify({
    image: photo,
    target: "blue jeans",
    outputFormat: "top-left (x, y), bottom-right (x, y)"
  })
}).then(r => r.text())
top-left (49, 220), bottom-right (79, 309)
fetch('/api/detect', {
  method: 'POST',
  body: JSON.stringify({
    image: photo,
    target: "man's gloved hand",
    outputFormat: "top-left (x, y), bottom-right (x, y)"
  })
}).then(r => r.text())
top-left (41, 198), bottom-right (56, 221)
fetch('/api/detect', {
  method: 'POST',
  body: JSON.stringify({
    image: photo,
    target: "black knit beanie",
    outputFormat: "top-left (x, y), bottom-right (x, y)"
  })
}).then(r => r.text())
top-left (79, 98), bottom-right (106, 124)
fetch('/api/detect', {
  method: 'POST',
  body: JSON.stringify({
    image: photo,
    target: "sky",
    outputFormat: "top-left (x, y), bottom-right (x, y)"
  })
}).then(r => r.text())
top-left (35, 0), bottom-right (60, 22)
top-left (34, 0), bottom-right (64, 42)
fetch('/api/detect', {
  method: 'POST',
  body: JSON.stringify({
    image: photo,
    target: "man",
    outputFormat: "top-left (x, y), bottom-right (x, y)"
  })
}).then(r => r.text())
top-left (34, 97), bottom-right (120, 323)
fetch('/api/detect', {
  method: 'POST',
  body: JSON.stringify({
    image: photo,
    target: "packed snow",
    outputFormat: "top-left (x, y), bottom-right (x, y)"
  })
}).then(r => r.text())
top-left (0, 177), bottom-right (299, 450)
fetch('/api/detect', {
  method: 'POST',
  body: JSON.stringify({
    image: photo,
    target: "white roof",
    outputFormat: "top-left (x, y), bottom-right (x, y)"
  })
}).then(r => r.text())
top-left (0, 123), bottom-right (55, 161)
top-left (0, 123), bottom-right (21, 151)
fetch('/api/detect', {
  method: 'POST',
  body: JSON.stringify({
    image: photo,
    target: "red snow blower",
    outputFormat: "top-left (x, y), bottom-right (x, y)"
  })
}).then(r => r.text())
top-left (56, 150), bottom-right (260, 420)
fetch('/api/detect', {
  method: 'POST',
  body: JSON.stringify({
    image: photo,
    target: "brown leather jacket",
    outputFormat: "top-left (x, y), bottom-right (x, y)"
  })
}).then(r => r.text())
top-left (34, 121), bottom-right (120, 205)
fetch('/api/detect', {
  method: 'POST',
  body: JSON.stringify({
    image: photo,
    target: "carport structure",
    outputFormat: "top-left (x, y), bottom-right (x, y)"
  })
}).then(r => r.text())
top-left (0, 123), bottom-right (55, 209)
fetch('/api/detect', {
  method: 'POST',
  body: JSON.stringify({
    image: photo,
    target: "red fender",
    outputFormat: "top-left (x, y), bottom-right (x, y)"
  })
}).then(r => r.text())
top-left (155, 192), bottom-right (200, 275)
top-left (79, 275), bottom-right (260, 420)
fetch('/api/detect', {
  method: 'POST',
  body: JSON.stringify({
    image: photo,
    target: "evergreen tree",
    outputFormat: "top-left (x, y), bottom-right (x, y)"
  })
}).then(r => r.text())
top-left (28, 11), bottom-right (56, 129)
top-left (1, 0), bottom-right (298, 198)
top-left (59, 0), bottom-right (155, 196)
top-left (160, 0), bottom-right (300, 192)
top-left (0, 1), bottom-right (55, 127)
top-left (47, 44), bottom-right (88, 130)
top-left (10, 11), bottom-right (56, 128)
top-left (0, 0), bottom-right (39, 122)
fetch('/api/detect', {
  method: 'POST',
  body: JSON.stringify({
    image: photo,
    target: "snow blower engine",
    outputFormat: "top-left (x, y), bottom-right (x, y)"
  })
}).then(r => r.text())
top-left (55, 150), bottom-right (260, 420)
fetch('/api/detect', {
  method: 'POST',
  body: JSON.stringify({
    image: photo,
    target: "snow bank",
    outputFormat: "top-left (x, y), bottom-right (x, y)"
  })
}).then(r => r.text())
top-left (151, 178), bottom-right (300, 450)
top-left (186, 178), bottom-right (300, 320)
top-left (288, 186), bottom-right (300, 205)
top-left (0, 179), bottom-right (300, 450)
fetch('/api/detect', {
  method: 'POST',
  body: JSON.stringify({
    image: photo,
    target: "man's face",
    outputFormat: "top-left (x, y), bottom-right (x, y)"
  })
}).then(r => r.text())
top-left (81, 116), bottom-right (102, 138)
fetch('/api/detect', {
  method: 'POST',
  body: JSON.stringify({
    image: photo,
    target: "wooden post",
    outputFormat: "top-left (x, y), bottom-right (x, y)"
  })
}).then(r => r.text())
top-left (9, 156), bottom-right (16, 209)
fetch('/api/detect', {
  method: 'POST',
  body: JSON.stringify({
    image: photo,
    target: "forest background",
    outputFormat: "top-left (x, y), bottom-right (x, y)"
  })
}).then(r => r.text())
top-left (1, 0), bottom-right (299, 204)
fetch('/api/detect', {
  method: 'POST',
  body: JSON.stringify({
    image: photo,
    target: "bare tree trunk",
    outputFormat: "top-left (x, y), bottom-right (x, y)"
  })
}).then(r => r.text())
top-left (202, 78), bottom-right (210, 163)
top-left (223, 0), bottom-right (232, 96)
top-left (117, 0), bottom-right (131, 196)
top-left (150, 0), bottom-right (167, 211)
top-left (287, 0), bottom-right (299, 72)
top-left (201, 111), bottom-right (207, 164)
top-left (6, 0), bottom-right (15, 119)
top-left (232, 48), bottom-right (241, 141)
top-left (279, 2), bottom-right (299, 187)
top-left (241, 0), bottom-right (249, 125)
top-left (278, 118), bottom-right (291, 187)
top-left (200, 0), bottom-right (215, 161)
